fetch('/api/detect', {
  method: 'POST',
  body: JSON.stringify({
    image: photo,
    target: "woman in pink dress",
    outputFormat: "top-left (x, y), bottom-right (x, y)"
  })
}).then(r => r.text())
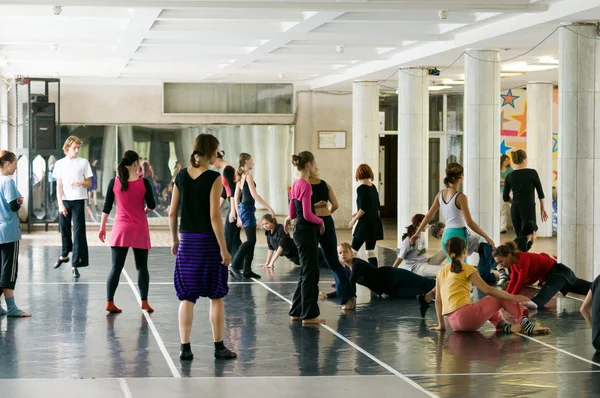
top-left (99, 150), bottom-right (156, 313)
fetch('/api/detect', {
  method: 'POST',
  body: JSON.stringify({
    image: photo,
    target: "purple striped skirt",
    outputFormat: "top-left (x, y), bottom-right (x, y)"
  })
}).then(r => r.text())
top-left (174, 232), bottom-right (229, 302)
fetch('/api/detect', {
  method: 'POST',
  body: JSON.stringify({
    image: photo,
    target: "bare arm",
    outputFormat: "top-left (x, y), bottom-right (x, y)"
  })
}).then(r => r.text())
top-left (233, 182), bottom-right (241, 210)
top-left (327, 183), bottom-right (339, 213)
top-left (392, 257), bottom-right (403, 268)
top-left (580, 289), bottom-right (593, 326)
top-left (169, 184), bottom-right (181, 255)
top-left (269, 247), bottom-right (284, 267)
top-left (457, 194), bottom-right (494, 247)
top-left (410, 193), bottom-right (440, 244)
top-left (469, 272), bottom-right (529, 303)
top-left (247, 174), bottom-right (274, 214)
top-left (434, 276), bottom-right (445, 330)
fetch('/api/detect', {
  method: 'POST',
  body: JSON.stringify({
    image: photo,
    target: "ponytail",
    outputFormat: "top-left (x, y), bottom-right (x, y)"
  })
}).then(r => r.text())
top-left (118, 150), bottom-right (139, 192)
top-left (190, 134), bottom-right (219, 168)
top-left (511, 149), bottom-right (527, 165)
top-left (445, 237), bottom-right (466, 273)
top-left (236, 153), bottom-right (251, 182)
top-left (402, 213), bottom-right (425, 241)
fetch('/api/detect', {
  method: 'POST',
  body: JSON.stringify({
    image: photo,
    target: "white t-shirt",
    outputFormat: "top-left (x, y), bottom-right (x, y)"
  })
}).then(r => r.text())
top-left (397, 232), bottom-right (428, 272)
top-left (53, 156), bottom-right (93, 201)
top-left (467, 233), bottom-right (484, 256)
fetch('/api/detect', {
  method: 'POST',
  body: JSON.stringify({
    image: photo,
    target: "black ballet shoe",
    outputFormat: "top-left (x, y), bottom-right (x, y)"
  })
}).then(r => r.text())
top-left (72, 268), bottom-right (80, 278)
top-left (54, 257), bottom-right (69, 269)
top-left (214, 347), bottom-right (237, 360)
top-left (179, 350), bottom-right (194, 361)
top-left (228, 266), bottom-right (242, 279)
top-left (417, 294), bottom-right (430, 318)
top-left (243, 271), bottom-right (261, 279)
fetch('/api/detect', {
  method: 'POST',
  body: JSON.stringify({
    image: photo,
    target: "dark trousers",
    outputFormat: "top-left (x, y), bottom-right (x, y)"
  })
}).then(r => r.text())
top-left (107, 247), bottom-right (149, 301)
top-left (387, 268), bottom-right (436, 298)
top-left (591, 276), bottom-right (600, 351)
top-left (59, 199), bottom-right (89, 267)
top-left (532, 264), bottom-right (591, 308)
top-left (319, 216), bottom-right (355, 304)
top-left (351, 236), bottom-right (378, 267)
top-left (224, 218), bottom-right (241, 260)
top-left (0, 241), bottom-right (19, 290)
top-left (289, 223), bottom-right (320, 320)
top-left (477, 243), bottom-right (497, 285)
top-left (510, 203), bottom-right (536, 251)
top-left (231, 226), bottom-right (257, 274)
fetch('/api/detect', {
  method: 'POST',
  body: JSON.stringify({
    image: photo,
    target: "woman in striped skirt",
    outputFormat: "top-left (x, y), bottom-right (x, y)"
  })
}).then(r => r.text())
top-left (169, 134), bottom-right (237, 361)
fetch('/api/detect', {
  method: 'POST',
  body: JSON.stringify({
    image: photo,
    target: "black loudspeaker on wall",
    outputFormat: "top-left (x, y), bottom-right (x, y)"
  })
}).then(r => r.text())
top-left (23, 102), bottom-right (56, 150)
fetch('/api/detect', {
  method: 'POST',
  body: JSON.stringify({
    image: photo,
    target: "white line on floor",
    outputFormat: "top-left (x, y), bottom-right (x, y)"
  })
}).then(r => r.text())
top-left (251, 278), bottom-right (438, 398)
top-left (516, 333), bottom-right (600, 367)
top-left (119, 378), bottom-right (133, 398)
top-left (403, 370), bottom-right (600, 377)
top-left (122, 269), bottom-right (181, 378)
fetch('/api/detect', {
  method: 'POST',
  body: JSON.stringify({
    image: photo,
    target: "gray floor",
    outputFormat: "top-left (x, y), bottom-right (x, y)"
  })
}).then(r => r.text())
top-left (1, 245), bottom-right (599, 397)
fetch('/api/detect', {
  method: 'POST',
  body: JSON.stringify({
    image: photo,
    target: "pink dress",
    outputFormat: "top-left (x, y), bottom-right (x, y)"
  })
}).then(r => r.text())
top-left (109, 178), bottom-right (151, 249)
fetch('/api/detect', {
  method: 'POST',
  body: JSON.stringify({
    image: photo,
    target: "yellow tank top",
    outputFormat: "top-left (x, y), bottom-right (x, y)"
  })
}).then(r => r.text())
top-left (437, 262), bottom-right (478, 315)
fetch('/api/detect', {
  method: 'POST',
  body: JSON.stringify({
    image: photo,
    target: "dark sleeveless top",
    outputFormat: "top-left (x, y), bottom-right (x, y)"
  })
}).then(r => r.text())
top-left (241, 178), bottom-right (256, 206)
top-left (174, 169), bottom-right (219, 233)
top-left (311, 180), bottom-right (329, 203)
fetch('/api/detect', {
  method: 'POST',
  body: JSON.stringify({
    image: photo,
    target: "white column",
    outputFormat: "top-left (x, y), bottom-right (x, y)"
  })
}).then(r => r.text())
top-left (101, 126), bottom-right (117, 196)
top-left (526, 82), bottom-right (554, 238)
top-left (397, 68), bottom-right (429, 244)
top-left (0, 80), bottom-right (7, 150)
top-left (558, 23), bottom-right (600, 279)
top-left (464, 49), bottom-right (501, 245)
top-left (352, 81), bottom-right (379, 212)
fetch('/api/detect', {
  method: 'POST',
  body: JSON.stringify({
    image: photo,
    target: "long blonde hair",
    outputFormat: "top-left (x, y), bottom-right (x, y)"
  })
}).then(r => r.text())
top-left (236, 153), bottom-right (251, 182)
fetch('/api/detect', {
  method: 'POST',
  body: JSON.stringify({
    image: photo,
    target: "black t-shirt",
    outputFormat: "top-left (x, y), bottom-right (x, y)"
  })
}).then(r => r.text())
top-left (175, 169), bottom-right (220, 233)
top-left (503, 168), bottom-right (545, 205)
top-left (349, 258), bottom-right (393, 296)
top-left (356, 184), bottom-right (380, 217)
top-left (265, 224), bottom-right (296, 256)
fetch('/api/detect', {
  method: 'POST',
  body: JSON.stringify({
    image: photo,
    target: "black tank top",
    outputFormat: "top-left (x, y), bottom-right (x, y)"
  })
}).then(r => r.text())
top-left (241, 178), bottom-right (256, 206)
top-left (174, 169), bottom-right (219, 233)
top-left (311, 180), bottom-right (329, 203)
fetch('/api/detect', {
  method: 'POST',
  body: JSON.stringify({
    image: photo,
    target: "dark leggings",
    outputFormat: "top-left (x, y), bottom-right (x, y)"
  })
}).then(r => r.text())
top-left (510, 203), bottom-right (536, 251)
top-left (289, 223), bottom-right (320, 320)
top-left (532, 265), bottom-right (591, 308)
top-left (232, 226), bottom-right (257, 273)
top-left (477, 243), bottom-right (497, 285)
top-left (224, 218), bottom-right (242, 259)
top-left (319, 216), bottom-right (355, 304)
top-left (351, 236), bottom-right (378, 267)
top-left (107, 247), bottom-right (149, 301)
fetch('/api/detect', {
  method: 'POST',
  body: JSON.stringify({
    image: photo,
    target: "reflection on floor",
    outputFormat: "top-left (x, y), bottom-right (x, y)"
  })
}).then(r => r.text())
top-left (1, 238), bottom-right (595, 398)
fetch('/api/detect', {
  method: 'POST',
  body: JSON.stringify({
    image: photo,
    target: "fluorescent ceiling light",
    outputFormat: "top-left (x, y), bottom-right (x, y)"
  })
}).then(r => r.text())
top-left (442, 79), bottom-right (464, 85)
top-left (500, 72), bottom-right (523, 77)
top-left (429, 85), bottom-right (452, 91)
top-left (528, 56), bottom-right (559, 66)
top-left (502, 62), bottom-right (557, 72)
top-left (376, 47), bottom-right (396, 55)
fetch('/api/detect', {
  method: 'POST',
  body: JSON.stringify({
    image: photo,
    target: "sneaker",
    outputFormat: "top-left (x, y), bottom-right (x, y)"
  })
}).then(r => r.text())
top-left (417, 294), bottom-right (430, 318)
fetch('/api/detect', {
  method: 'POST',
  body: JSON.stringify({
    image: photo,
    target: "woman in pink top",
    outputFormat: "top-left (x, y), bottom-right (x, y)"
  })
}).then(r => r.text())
top-left (99, 150), bottom-right (156, 313)
top-left (284, 151), bottom-right (325, 325)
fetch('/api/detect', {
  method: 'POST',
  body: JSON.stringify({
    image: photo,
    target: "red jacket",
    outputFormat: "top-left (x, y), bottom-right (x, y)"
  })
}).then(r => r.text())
top-left (506, 252), bottom-right (556, 294)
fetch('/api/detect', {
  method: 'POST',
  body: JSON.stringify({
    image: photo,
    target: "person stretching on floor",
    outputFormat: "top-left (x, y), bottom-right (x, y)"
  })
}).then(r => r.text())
top-left (579, 275), bottom-right (600, 351)
top-left (259, 214), bottom-right (299, 267)
top-left (0, 151), bottom-right (30, 317)
top-left (391, 214), bottom-right (446, 278)
top-left (320, 243), bottom-right (436, 305)
top-left (431, 237), bottom-right (549, 335)
top-left (429, 221), bottom-right (508, 288)
top-left (493, 242), bottom-right (592, 309)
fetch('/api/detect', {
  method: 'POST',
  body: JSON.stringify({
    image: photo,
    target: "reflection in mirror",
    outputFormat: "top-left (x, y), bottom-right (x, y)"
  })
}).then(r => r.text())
top-left (47, 155), bottom-right (58, 220)
top-left (32, 155), bottom-right (46, 220)
top-left (16, 155), bottom-right (29, 222)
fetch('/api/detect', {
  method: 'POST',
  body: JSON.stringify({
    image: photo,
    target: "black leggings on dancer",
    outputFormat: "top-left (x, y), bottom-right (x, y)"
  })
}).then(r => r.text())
top-left (107, 247), bottom-right (149, 301)
top-left (231, 226), bottom-right (257, 276)
top-left (351, 236), bottom-right (377, 267)
top-left (289, 224), bottom-right (320, 320)
top-left (532, 263), bottom-right (591, 308)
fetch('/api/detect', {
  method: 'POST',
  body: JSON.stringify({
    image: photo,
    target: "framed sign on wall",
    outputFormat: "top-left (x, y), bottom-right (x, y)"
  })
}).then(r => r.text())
top-left (318, 130), bottom-right (346, 149)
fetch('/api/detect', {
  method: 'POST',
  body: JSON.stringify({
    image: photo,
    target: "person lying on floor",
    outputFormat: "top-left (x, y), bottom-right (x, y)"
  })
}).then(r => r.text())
top-left (319, 242), bottom-right (436, 301)
top-left (493, 241), bottom-right (591, 309)
top-left (579, 275), bottom-right (600, 351)
top-left (259, 214), bottom-right (299, 268)
top-left (429, 221), bottom-right (508, 287)
top-left (391, 214), bottom-right (446, 278)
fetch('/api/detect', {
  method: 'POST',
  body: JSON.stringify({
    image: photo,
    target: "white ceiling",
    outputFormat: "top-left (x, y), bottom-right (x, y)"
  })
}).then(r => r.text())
top-left (0, 0), bottom-right (598, 91)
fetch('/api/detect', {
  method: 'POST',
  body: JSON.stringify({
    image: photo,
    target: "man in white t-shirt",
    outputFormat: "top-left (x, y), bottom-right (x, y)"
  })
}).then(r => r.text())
top-left (52, 136), bottom-right (93, 278)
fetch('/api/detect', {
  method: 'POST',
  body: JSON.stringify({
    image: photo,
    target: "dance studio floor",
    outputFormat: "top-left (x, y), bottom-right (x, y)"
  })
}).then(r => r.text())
top-left (1, 241), bottom-right (599, 398)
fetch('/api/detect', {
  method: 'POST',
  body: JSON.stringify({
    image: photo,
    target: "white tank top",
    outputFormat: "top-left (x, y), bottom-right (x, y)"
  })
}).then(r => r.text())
top-left (439, 190), bottom-right (467, 229)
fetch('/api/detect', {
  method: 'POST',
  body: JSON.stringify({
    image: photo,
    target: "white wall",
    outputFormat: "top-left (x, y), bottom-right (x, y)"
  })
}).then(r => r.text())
top-left (295, 91), bottom-right (353, 229)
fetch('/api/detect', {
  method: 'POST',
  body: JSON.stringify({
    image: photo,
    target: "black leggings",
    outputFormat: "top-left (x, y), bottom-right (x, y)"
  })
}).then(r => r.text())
top-left (224, 218), bottom-right (242, 260)
top-left (289, 223), bottom-right (320, 320)
top-left (107, 247), bottom-right (149, 301)
top-left (351, 236), bottom-right (377, 266)
top-left (232, 226), bottom-right (257, 273)
top-left (532, 265), bottom-right (591, 308)
top-left (511, 203), bottom-right (537, 251)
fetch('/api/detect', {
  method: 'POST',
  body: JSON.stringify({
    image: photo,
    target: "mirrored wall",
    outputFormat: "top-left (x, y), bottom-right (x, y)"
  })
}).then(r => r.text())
top-left (56, 124), bottom-right (293, 226)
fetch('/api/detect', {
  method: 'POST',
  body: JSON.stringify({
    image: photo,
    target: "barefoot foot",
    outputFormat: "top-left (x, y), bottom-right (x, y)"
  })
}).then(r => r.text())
top-left (342, 297), bottom-right (356, 311)
top-left (302, 317), bottom-right (326, 325)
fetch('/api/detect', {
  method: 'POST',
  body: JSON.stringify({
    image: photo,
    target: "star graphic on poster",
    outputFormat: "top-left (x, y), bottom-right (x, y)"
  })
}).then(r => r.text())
top-left (511, 103), bottom-right (527, 136)
top-left (500, 140), bottom-right (511, 155)
top-left (552, 136), bottom-right (558, 153)
top-left (501, 89), bottom-right (520, 108)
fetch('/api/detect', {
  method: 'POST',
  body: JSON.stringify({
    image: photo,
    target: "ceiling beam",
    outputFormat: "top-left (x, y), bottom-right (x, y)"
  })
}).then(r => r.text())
top-left (1, 1), bottom-right (549, 13)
